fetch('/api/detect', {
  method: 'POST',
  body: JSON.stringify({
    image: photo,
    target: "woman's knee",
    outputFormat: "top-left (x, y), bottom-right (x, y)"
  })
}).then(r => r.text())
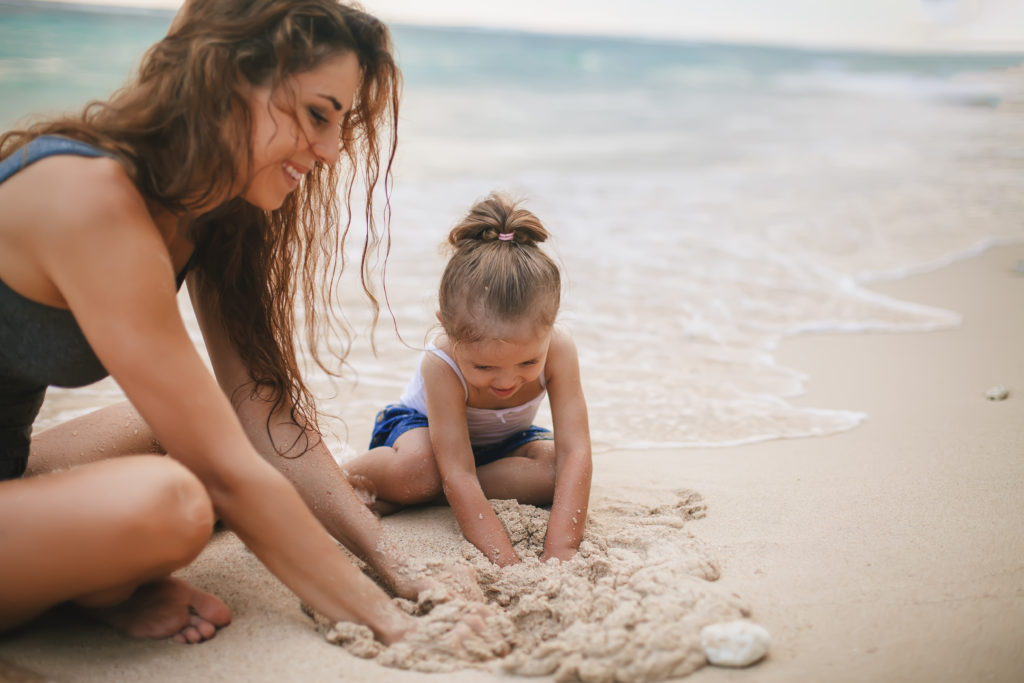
top-left (118, 457), bottom-right (214, 567)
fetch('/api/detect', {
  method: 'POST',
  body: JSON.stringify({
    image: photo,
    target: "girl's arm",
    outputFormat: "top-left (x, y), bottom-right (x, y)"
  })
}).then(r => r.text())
top-left (541, 328), bottom-right (593, 561)
top-left (422, 354), bottom-right (520, 566)
top-left (188, 277), bottom-right (434, 600)
top-left (31, 159), bottom-right (412, 642)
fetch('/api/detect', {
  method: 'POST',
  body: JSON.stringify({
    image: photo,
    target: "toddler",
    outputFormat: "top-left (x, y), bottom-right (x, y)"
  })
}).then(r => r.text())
top-left (346, 192), bottom-right (592, 565)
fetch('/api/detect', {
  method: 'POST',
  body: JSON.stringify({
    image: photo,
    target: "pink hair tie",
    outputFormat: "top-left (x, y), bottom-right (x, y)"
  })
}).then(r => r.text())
top-left (498, 232), bottom-right (514, 241)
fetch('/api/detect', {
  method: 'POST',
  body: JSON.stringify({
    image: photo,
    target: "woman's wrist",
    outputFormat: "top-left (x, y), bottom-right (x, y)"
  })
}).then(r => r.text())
top-left (374, 610), bottom-right (416, 645)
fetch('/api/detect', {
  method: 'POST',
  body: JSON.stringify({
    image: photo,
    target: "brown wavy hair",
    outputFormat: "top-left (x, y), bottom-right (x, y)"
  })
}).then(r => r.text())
top-left (439, 192), bottom-right (562, 344)
top-left (0, 0), bottom-right (401, 452)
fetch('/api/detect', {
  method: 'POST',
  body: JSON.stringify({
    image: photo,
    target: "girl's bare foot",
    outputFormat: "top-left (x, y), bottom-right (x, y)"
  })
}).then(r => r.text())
top-left (85, 577), bottom-right (231, 643)
top-left (344, 471), bottom-right (402, 516)
top-left (344, 472), bottom-right (378, 507)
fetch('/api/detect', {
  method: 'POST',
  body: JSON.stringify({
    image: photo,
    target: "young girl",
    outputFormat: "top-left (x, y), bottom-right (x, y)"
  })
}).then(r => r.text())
top-left (346, 193), bottom-right (593, 566)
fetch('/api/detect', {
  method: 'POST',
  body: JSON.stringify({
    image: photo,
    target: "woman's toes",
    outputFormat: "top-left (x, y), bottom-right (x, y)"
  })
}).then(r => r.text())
top-left (189, 588), bottom-right (232, 628)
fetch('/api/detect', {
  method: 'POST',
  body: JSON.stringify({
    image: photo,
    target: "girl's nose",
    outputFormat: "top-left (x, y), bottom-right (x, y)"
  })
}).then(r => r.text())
top-left (496, 371), bottom-right (517, 388)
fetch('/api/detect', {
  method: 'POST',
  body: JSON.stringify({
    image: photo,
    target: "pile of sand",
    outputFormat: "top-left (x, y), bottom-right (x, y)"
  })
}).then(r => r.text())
top-left (308, 490), bottom-right (758, 682)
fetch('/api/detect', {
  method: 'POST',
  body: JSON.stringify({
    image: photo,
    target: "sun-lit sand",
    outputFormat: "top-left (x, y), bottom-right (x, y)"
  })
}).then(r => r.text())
top-left (2, 1), bottom-right (1023, 680)
top-left (1, 242), bottom-right (1020, 683)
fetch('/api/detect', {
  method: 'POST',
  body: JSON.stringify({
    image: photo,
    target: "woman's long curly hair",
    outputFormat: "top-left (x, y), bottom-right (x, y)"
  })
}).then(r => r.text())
top-left (0, 0), bottom-right (401, 452)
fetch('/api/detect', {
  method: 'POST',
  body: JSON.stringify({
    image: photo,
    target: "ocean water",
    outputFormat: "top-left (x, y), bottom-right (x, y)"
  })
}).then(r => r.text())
top-left (3, 2), bottom-right (1023, 451)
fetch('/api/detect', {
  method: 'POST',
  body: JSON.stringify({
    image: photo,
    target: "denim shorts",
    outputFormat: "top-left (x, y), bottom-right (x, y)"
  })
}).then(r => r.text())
top-left (368, 403), bottom-right (553, 467)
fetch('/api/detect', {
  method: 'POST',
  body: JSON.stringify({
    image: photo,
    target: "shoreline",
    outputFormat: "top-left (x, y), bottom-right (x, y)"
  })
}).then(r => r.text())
top-left (0, 243), bottom-right (1021, 681)
top-left (669, 241), bottom-right (1024, 682)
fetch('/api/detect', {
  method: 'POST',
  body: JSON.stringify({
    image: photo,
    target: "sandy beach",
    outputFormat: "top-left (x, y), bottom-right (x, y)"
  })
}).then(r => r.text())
top-left (1, 241), bottom-right (1020, 682)
top-left (2, 5), bottom-right (1023, 680)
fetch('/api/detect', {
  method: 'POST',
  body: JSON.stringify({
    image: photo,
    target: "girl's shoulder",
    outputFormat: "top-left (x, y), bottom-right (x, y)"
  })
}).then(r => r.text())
top-left (429, 334), bottom-right (452, 355)
top-left (544, 325), bottom-right (581, 381)
top-left (548, 325), bottom-right (579, 357)
top-left (420, 336), bottom-right (462, 382)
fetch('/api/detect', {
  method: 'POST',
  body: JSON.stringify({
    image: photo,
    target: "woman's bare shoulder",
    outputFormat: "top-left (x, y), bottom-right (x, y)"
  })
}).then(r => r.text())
top-left (0, 154), bottom-right (166, 306)
top-left (1, 153), bottom-right (153, 246)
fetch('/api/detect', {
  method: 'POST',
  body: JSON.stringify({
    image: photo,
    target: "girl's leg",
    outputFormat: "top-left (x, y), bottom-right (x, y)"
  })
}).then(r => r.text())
top-left (476, 439), bottom-right (557, 505)
top-left (343, 428), bottom-right (442, 513)
top-left (0, 455), bottom-right (230, 643)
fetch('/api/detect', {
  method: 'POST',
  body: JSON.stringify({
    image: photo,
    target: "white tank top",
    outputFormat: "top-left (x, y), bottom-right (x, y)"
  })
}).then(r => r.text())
top-left (398, 343), bottom-right (547, 446)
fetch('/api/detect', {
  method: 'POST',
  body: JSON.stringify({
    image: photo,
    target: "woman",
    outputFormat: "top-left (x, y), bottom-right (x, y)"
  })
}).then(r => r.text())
top-left (0, 0), bottom-right (476, 646)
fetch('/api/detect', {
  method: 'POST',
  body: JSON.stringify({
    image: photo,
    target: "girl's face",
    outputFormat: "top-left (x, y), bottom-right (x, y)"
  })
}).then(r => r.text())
top-left (242, 51), bottom-right (360, 210)
top-left (453, 323), bottom-right (553, 402)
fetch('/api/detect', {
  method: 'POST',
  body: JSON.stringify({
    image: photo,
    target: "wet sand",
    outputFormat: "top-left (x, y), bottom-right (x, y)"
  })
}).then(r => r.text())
top-left (0, 243), bottom-right (1021, 682)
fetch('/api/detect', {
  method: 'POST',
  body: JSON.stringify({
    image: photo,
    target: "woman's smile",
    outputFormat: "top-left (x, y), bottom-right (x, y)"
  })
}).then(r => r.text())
top-left (283, 160), bottom-right (308, 186)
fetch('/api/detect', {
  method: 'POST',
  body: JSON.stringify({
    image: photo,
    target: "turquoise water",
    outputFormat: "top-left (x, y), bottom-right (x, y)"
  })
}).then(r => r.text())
top-left (5, 2), bottom-right (1024, 449)
top-left (0, 3), bottom-right (170, 125)
top-left (3, 2), bottom-right (1022, 127)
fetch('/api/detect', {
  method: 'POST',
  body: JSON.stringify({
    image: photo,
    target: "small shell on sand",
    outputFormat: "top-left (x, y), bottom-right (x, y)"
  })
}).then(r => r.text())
top-left (985, 385), bottom-right (1010, 401)
top-left (701, 619), bottom-right (771, 667)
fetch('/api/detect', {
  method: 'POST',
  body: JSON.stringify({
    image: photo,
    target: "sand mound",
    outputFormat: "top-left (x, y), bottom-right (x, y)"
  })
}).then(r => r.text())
top-left (308, 490), bottom-right (758, 682)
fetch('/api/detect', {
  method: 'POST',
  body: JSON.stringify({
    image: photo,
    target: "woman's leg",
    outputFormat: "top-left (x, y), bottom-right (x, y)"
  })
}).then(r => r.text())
top-left (344, 428), bottom-right (442, 513)
top-left (476, 439), bottom-right (557, 505)
top-left (26, 401), bottom-right (163, 476)
top-left (0, 455), bottom-right (230, 643)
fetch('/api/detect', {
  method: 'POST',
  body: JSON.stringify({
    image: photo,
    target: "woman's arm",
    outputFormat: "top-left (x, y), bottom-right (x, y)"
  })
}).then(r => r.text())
top-left (540, 329), bottom-right (593, 561)
top-left (422, 355), bottom-right (520, 566)
top-left (188, 277), bottom-right (436, 599)
top-left (30, 159), bottom-right (412, 642)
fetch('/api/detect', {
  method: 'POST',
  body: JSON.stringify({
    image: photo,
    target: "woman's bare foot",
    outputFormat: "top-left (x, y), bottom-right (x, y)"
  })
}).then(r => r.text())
top-left (85, 577), bottom-right (231, 643)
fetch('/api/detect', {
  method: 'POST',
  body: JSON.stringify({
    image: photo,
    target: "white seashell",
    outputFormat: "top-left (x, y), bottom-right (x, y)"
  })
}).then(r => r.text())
top-left (701, 619), bottom-right (771, 667)
top-left (985, 385), bottom-right (1010, 401)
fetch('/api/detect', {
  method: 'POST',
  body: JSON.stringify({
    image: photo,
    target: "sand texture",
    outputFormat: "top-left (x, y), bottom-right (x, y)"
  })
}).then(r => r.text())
top-left (0, 245), bottom-right (1021, 683)
top-left (308, 494), bottom-right (753, 682)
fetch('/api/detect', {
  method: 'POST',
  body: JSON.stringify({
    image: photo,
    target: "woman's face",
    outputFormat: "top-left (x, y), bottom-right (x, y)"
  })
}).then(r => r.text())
top-left (242, 51), bottom-right (360, 210)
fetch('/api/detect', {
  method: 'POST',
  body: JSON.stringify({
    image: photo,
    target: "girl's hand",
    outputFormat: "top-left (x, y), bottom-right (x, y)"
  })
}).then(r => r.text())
top-left (541, 542), bottom-right (578, 563)
top-left (542, 328), bottom-right (592, 566)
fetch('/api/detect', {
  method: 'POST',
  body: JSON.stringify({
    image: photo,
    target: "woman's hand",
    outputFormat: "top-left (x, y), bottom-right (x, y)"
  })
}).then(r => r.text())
top-left (398, 601), bottom-right (511, 662)
top-left (405, 561), bottom-right (485, 606)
